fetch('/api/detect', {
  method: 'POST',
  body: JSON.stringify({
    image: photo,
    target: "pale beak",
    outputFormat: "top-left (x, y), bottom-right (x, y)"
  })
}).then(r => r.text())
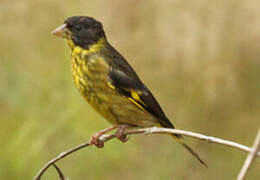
top-left (51, 23), bottom-right (68, 38)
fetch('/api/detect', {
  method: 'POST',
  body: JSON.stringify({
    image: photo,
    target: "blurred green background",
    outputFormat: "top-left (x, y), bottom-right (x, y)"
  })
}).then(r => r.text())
top-left (0, 0), bottom-right (259, 179)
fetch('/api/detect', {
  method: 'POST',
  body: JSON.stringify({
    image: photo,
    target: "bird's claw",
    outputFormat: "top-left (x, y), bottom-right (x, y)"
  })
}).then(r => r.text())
top-left (90, 133), bottom-right (104, 148)
top-left (116, 132), bottom-right (129, 143)
top-left (115, 125), bottom-right (130, 143)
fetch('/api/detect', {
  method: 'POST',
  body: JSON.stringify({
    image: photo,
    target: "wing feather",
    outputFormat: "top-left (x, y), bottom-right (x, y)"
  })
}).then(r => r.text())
top-left (108, 68), bottom-right (175, 129)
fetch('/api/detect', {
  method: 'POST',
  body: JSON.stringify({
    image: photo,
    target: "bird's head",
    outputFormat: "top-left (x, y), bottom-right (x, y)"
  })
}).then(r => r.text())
top-left (52, 16), bottom-right (105, 49)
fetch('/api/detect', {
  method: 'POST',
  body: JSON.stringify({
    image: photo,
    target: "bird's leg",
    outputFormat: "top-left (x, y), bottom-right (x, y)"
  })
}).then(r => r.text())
top-left (90, 125), bottom-right (118, 148)
top-left (115, 124), bottom-right (131, 143)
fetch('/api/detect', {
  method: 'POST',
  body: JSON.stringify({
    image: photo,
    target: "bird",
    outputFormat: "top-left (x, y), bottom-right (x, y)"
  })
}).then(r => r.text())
top-left (51, 16), bottom-right (207, 167)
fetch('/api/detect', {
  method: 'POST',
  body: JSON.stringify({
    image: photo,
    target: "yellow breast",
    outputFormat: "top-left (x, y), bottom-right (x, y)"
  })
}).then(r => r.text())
top-left (68, 39), bottom-right (158, 127)
top-left (69, 40), bottom-right (119, 124)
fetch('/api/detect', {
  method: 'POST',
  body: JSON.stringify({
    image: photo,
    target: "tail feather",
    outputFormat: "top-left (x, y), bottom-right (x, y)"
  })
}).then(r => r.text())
top-left (172, 134), bottom-right (208, 167)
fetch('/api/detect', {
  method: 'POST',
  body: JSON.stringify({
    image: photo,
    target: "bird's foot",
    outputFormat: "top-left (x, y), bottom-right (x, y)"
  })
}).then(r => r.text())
top-left (90, 125), bottom-right (118, 148)
top-left (90, 133), bottom-right (104, 148)
top-left (115, 124), bottom-right (131, 143)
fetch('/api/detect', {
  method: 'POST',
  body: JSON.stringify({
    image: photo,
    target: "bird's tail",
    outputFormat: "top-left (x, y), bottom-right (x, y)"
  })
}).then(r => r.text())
top-left (171, 134), bottom-right (208, 167)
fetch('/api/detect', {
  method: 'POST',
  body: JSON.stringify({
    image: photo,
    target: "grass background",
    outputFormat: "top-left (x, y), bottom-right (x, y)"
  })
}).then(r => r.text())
top-left (0, 0), bottom-right (259, 179)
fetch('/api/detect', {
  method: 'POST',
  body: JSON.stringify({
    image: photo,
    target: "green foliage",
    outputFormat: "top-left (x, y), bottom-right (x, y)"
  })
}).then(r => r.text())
top-left (0, 0), bottom-right (259, 179)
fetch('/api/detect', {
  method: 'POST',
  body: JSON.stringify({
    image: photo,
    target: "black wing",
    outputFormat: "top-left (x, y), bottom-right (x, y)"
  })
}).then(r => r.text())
top-left (108, 68), bottom-right (175, 129)
top-left (104, 43), bottom-right (182, 138)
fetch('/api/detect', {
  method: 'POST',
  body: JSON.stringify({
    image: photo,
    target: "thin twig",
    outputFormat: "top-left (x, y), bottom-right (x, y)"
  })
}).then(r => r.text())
top-left (33, 134), bottom-right (116, 180)
top-left (237, 128), bottom-right (260, 180)
top-left (33, 127), bottom-right (260, 180)
top-left (126, 127), bottom-right (260, 156)
top-left (52, 164), bottom-right (68, 180)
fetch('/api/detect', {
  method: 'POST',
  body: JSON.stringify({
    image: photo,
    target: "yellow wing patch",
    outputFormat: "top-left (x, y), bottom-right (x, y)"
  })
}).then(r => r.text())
top-left (107, 82), bottom-right (146, 111)
top-left (131, 91), bottom-right (142, 102)
top-left (128, 91), bottom-right (147, 112)
top-left (128, 98), bottom-right (145, 111)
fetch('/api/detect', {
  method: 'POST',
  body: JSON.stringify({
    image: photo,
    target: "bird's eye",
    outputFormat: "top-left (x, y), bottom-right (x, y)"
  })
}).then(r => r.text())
top-left (75, 25), bottom-right (82, 31)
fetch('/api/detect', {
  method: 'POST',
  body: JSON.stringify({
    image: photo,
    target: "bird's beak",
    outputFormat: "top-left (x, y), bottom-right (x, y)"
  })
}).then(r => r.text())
top-left (51, 24), bottom-right (69, 38)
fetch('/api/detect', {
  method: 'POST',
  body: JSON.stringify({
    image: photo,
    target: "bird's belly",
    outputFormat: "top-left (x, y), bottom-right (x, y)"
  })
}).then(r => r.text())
top-left (72, 63), bottom-right (157, 127)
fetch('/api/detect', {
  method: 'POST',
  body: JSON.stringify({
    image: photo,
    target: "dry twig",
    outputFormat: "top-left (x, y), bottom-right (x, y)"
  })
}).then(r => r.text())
top-left (52, 164), bottom-right (68, 180)
top-left (237, 128), bottom-right (260, 180)
top-left (33, 127), bottom-right (260, 180)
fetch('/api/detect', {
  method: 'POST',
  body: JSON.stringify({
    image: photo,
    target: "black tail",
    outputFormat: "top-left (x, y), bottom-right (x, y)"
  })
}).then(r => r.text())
top-left (172, 134), bottom-right (208, 167)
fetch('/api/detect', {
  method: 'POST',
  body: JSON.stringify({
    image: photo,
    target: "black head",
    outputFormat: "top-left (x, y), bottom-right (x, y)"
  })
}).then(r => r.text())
top-left (52, 16), bottom-right (106, 49)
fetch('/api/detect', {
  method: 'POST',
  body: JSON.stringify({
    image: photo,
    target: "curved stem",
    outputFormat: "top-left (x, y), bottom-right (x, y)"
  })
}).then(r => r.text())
top-left (33, 127), bottom-right (260, 180)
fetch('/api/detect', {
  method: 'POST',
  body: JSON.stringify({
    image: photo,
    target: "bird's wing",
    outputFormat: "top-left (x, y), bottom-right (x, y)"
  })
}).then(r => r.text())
top-left (108, 68), bottom-right (175, 129)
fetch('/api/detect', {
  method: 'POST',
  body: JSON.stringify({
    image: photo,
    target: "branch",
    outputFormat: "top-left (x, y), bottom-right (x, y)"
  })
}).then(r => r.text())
top-left (33, 127), bottom-right (260, 180)
top-left (237, 128), bottom-right (260, 180)
top-left (33, 133), bottom-right (116, 180)
top-left (128, 127), bottom-right (260, 156)
top-left (52, 164), bottom-right (68, 180)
